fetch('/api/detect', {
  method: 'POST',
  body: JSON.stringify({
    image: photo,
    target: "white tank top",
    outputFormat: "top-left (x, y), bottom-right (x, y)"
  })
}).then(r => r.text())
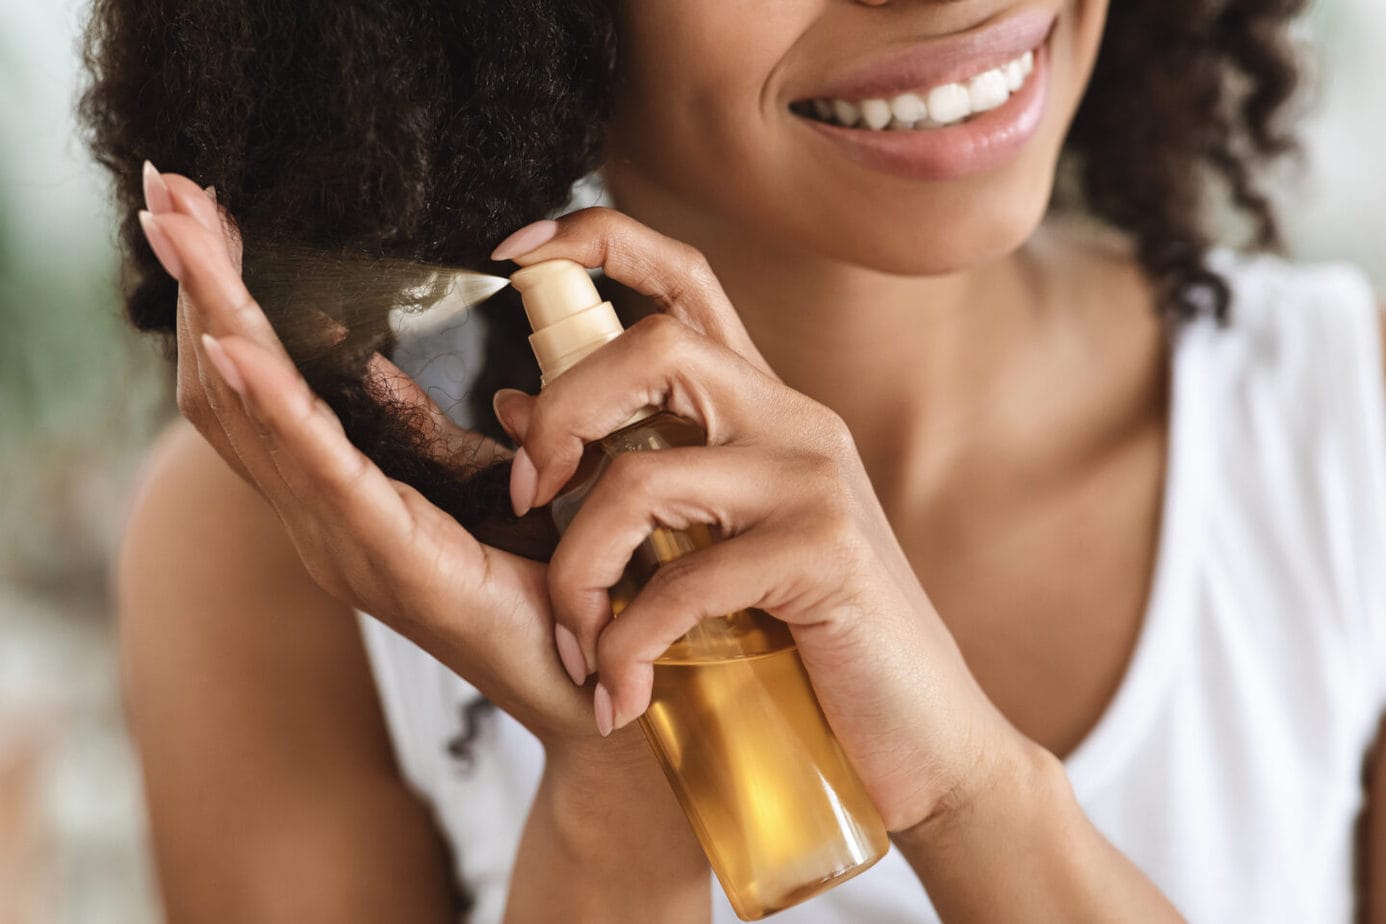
top-left (358, 250), bottom-right (1386, 922)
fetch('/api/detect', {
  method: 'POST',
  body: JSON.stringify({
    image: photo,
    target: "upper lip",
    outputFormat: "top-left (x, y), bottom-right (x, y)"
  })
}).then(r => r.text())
top-left (792, 8), bottom-right (1056, 103)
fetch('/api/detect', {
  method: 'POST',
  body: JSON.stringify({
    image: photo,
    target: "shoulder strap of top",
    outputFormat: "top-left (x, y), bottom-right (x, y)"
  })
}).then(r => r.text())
top-left (356, 611), bottom-right (456, 799)
top-left (1193, 250), bottom-right (1386, 707)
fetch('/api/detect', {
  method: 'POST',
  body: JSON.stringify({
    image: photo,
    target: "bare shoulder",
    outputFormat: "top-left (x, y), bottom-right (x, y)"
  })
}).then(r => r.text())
top-left (115, 418), bottom-right (455, 921)
top-left (120, 417), bottom-right (314, 598)
top-left (116, 418), bottom-right (370, 728)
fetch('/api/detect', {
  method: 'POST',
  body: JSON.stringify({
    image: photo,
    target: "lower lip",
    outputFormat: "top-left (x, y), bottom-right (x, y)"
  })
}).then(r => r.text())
top-left (795, 38), bottom-right (1052, 182)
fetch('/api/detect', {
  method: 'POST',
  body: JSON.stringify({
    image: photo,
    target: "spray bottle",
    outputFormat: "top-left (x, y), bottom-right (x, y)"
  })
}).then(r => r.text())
top-left (508, 259), bottom-right (889, 920)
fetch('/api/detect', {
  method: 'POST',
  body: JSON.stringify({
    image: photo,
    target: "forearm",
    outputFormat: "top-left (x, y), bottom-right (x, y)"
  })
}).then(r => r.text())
top-left (504, 734), bottom-right (711, 924)
top-left (894, 741), bottom-right (1184, 923)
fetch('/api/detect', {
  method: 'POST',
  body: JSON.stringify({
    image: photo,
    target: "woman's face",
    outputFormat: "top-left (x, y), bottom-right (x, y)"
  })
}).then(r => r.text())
top-left (604, 0), bottom-right (1108, 276)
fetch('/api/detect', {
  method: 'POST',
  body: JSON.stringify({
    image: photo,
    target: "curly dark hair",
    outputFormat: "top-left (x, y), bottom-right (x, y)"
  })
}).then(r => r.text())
top-left (1066, 0), bottom-right (1305, 320)
top-left (80, 0), bottom-right (618, 562)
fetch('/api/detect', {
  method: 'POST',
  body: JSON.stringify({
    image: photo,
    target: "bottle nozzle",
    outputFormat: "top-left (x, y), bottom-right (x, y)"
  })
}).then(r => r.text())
top-left (510, 259), bottom-right (625, 386)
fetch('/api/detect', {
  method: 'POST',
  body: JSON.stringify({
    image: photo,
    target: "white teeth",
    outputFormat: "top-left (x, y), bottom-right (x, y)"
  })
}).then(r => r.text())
top-left (860, 98), bottom-right (893, 131)
top-left (805, 47), bottom-right (1037, 130)
top-left (889, 92), bottom-right (927, 125)
top-left (1004, 60), bottom-right (1025, 93)
top-left (968, 69), bottom-right (1009, 113)
top-left (926, 83), bottom-right (971, 125)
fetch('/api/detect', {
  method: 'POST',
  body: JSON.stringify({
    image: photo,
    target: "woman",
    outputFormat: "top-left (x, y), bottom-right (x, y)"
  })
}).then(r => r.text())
top-left (82, 0), bottom-right (1386, 920)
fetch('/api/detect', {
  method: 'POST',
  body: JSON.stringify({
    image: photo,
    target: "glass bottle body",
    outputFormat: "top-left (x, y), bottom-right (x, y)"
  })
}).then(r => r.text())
top-left (549, 410), bottom-right (889, 920)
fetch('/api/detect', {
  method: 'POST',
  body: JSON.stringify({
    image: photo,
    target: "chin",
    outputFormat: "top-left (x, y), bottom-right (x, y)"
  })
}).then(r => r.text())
top-left (791, 164), bottom-right (1059, 278)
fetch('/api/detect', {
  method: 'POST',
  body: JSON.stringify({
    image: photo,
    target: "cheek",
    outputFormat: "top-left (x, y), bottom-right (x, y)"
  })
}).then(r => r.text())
top-left (608, 2), bottom-right (802, 197)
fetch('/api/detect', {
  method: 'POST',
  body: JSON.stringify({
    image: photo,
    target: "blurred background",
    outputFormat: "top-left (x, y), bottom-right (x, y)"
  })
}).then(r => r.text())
top-left (1, 0), bottom-right (1384, 920)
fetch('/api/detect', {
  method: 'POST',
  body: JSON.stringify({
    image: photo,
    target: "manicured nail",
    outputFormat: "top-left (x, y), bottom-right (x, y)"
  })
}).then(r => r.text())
top-left (139, 211), bottom-right (183, 281)
top-left (491, 388), bottom-right (528, 442)
top-left (490, 219), bottom-right (559, 262)
top-left (200, 333), bottom-right (245, 395)
top-left (593, 683), bottom-right (614, 738)
top-left (554, 624), bottom-right (589, 686)
top-left (509, 446), bottom-right (537, 518)
top-left (142, 161), bottom-right (173, 215)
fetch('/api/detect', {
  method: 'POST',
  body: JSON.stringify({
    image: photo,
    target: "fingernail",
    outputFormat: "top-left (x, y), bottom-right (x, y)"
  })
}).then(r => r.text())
top-left (509, 446), bottom-right (537, 518)
top-left (139, 211), bottom-right (183, 281)
top-left (490, 219), bottom-right (559, 262)
top-left (593, 683), bottom-right (614, 738)
top-left (142, 161), bottom-right (173, 215)
top-left (491, 388), bottom-right (528, 442)
top-left (200, 333), bottom-right (245, 395)
top-left (204, 185), bottom-right (217, 202)
top-left (554, 624), bottom-right (589, 686)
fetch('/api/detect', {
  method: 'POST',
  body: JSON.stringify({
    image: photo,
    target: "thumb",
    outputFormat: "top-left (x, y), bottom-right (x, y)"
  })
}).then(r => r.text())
top-left (492, 388), bottom-right (535, 443)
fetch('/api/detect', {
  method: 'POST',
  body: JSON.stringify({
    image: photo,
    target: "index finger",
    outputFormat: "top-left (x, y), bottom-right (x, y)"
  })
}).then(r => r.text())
top-left (161, 173), bottom-right (242, 273)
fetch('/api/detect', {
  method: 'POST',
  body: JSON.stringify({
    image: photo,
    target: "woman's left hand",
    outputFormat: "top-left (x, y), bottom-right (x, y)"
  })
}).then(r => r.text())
top-left (490, 208), bottom-right (1030, 835)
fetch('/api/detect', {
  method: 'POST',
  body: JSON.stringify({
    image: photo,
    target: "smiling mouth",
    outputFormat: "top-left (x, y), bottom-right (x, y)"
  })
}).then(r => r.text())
top-left (790, 47), bottom-right (1038, 132)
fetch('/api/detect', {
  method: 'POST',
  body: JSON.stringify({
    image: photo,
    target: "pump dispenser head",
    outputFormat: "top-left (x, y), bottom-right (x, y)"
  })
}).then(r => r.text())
top-left (510, 259), bottom-right (624, 387)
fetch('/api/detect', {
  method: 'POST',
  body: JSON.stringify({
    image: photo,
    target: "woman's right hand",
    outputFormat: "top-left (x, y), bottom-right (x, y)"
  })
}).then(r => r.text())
top-left (137, 168), bottom-right (712, 922)
top-left (136, 167), bottom-right (593, 747)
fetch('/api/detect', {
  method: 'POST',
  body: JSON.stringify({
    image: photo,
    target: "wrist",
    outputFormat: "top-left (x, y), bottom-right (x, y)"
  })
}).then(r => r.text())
top-left (541, 728), bottom-right (709, 875)
top-left (887, 731), bottom-right (1182, 921)
top-left (892, 730), bottom-right (1070, 860)
top-left (505, 730), bottom-right (710, 924)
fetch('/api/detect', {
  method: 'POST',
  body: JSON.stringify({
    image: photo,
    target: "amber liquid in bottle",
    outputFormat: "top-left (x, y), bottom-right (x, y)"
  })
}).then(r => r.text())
top-left (550, 410), bottom-right (889, 921)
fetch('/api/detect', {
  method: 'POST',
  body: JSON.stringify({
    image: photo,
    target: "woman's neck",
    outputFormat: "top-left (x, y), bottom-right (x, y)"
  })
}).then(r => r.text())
top-left (603, 176), bottom-right (1166, 518)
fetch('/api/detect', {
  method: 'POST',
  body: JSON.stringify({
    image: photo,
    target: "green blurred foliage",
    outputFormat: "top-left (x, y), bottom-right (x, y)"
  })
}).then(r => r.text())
top-left (0, 2), bottom-right (170, 590)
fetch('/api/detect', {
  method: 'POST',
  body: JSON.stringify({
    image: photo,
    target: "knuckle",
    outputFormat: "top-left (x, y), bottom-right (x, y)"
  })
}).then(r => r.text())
top-left (632, 311), bottom-right (689, 354)
top-left (589, 206), bottom-right (624, 232)
top-left (312, 396), bottom-right (344, 436)
top-left (337, 452), bottom-right (375, 498)
top-left (283, 386), bottom-right (320, 435)
top-left (778, 393), bottom-right (856, 474)
top-left (572, 207), bottom-right (624, 253)
top-left (522, 394), bottom-right (551, 445)
top-left (528, 431), bottom-right (583, 485)
top-left (546, 544), bottom-right (582, 611)
top-left (648, 554), bottom-right (704, 614)
top-left (603, 451), bottom-right (659, 499)
top-left (575, 204), bottom-right (618, 226)
top-left (521, 399), bottom-right (570, 469)
top-left (229, 293), bottom-right (261, 324)
top-left (681, 244), bottom-right (715, 283)
top-left (595, 628), bottom-right (650, 703)
top-left (813, 403), bottom-right (857, 460)
top-left (594, 635), bottom-right (632, 690)
top-left (546, 443), bottom-right (586, 485)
